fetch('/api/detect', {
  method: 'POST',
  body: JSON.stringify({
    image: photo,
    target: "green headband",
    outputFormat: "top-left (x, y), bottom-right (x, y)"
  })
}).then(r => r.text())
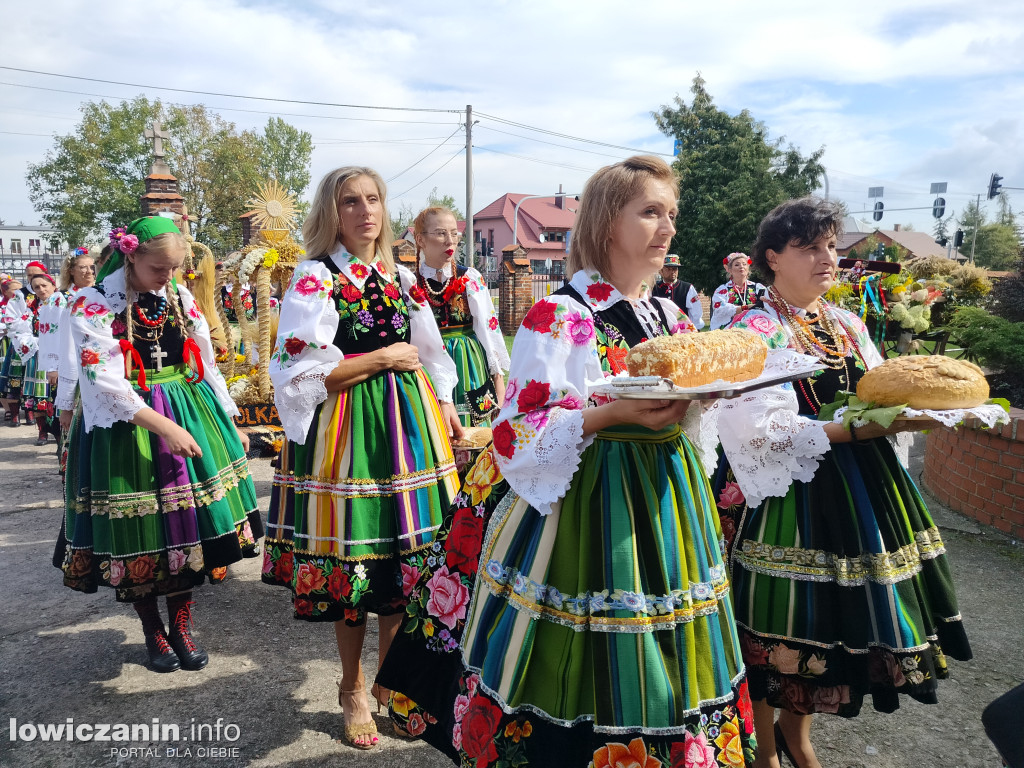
top-left (97, 216), bottom-right (183, 283)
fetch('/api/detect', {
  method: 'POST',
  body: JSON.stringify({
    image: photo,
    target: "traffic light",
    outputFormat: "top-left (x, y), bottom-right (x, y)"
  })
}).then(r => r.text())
top-left (935, 236), bottom-right (948, 247)
top-left (954, 229), bottom-right (964, 248)
top-left (932, 197), bottom-right (945, 218)
top-left (872, 201), bottom-right (884, 221)
top-left (987, 173), bottom-right (1003, 200)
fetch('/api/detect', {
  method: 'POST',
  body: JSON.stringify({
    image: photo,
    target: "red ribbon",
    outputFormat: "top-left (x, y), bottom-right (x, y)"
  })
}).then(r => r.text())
top-left (118, 339), bottom-right (150, 392)
top-left (183, 338), bottom-right (204, 384)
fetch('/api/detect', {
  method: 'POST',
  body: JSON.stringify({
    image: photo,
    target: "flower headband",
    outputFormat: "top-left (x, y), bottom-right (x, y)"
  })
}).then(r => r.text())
top-left (98, 216), bottom-right (183, 283)
top-left (723, 253), bottom-right (751, 266)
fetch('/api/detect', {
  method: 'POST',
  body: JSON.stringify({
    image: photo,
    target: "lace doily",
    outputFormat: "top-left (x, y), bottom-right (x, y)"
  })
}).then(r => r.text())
top-left (277, 370), bottom-right (329, 442)
top-left (85, 392), bottom-right (145, 432)
top-left (833, 403), bottom-right (1009, 430)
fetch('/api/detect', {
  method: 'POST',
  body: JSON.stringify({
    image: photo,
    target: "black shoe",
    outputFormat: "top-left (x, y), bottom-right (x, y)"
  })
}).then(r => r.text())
top-left (168, 602), bottom-right (209, 671)
top-left (145, 630), bottom-right (181, 673)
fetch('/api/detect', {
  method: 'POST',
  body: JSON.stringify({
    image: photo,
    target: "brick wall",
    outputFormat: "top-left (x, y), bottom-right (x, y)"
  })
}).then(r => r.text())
top-left (922, 407), bottom-right (1024, 538)
top-left (140, 173), bottom-right (184, 217)
top-left (499, 246), bottom-right (533, 336)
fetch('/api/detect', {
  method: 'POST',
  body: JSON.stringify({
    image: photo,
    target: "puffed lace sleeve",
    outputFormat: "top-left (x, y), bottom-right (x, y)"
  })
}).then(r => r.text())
top-left (491, 295), bottom-right (605, 515)
top-left (7, 297), bottom-right (38, 364)
top-left (398, 265), bottom-right (458, 402)
top-left (69, 289), bottom-right (147, 432)
top-left (463, 267), bottom-right (509, 375)
top-left (177, 283), bottom-right (238, 418)
top-left (269, 260), bottom-right (344, 443)
top-left (713, 308), bottom-right (830, 508)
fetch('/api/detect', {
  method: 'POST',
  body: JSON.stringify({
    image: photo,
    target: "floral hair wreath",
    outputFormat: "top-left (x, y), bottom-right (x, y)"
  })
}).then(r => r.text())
top-left (723, 253), bottom-right (752, 266)
top-left (108, 227), bottom-right (140, 256)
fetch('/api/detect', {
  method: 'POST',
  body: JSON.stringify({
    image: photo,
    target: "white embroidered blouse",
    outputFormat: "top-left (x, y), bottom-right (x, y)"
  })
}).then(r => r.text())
top-left (709, 280), bottom-right (767, 330)
top-left (35, 291), bottom-right (68, 373)
top-left (68, 269), bottom-right (237, 432)
top-left (269, 246), bottom-right (459, 443)
top-left (712, 302), bottom-right (883, 508)
top-left (416, 261), bottom-right (510, 376)
top-left (490, 270), bottom-right (697, 516)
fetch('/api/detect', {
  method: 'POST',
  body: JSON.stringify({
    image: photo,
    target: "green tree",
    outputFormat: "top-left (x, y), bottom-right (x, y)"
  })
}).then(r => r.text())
top-left (26, 97), bottom-right (162, 245)
top-left (957, 199), bottom-right (985, 258)
top-left (972, 223), bottom-right (1020, 270)
top-left (425, 187), bottom-right (464, 219)
top-left (26, 99), bottom-right (312, 253)
top-left (653, 75), bottom-right (826, 292)
top-left (933, 214), bottom-right (953, 243)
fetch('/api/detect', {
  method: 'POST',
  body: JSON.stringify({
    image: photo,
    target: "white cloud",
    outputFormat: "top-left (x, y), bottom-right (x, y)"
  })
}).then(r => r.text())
top-left (1, 0), bottom-right (1022, 235)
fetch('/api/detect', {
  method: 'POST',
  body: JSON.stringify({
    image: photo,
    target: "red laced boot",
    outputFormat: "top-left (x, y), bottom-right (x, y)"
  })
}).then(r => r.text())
top-left (166, 593), bottom-right (208, 671)
top-left (133, 596), bottom-right (180, 673)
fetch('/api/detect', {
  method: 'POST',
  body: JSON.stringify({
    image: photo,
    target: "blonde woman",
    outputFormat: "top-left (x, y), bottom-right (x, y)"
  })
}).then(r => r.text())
top-left (264, 166), bottom-right (462, 750)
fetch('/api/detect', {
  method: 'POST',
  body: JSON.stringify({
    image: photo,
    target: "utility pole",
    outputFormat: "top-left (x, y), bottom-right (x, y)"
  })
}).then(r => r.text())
top-left (465, 105), bottom-right (474, 270)
top-left (968, 193), bottom-right (980, 263)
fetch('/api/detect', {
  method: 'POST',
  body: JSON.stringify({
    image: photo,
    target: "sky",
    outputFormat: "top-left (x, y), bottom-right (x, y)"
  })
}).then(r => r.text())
top-left (2, 0), bottom-right (1023, 242)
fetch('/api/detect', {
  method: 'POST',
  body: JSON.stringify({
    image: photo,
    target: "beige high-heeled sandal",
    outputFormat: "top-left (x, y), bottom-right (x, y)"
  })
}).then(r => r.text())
top-left (338, 684), bottom-right (379, 750)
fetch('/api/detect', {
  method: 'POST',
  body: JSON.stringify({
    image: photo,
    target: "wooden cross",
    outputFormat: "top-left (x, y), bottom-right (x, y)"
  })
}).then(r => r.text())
top-left (150, 340), bottom-right (168, 372)
top-left (144, 120), bottom-right (170, 159)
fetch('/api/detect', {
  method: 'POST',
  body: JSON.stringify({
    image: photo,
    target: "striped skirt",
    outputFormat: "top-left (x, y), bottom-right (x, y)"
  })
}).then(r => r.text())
top-left (381, 425), bottom-right (755, 767)
top-left (21, 353), bottom-right (54, 415)
top-left (0, 341), bottom-right (25, 402)
top-left (59, 365), bottom-right (262, 602)
top-left (441, 325), bottom-right (498, 427)
top-left (724, 437), bottom-right (971, 716)
top-left (263, 367), bottom-right (459, 625)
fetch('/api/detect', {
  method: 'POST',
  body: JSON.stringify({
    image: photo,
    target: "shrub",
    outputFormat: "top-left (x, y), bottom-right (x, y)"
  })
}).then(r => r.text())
top-left (989, 256), bottom-right (1024, 323)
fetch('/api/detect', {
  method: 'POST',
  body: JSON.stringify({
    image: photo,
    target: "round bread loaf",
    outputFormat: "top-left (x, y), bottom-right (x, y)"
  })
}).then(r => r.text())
top-left (856, 355), bottom-right (988, 409)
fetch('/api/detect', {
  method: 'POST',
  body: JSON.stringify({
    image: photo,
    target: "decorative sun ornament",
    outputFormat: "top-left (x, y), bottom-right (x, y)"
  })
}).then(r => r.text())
top-left (247, 179), bottom-right (299, 231)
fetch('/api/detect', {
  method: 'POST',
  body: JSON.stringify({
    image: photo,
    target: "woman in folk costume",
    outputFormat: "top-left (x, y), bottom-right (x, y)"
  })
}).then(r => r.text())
top-left (0, 276), bottom-right (33, 425)
top-left (709, 252), bottom-right (766, 330)
top-left (413, 206), bottom-right (509, 426)
top-left (58, 216), bottom-right (262, 674)
top-left (711, 198), bottom-right (970, 768)
top-left (378, 155), bottom-right (755, 767)
top-left (53, 250), bottom-right (97, 439)
top-left (263, 166), bottom-right (463, 750)
top-left (15, 270), bottom-right (63, 445)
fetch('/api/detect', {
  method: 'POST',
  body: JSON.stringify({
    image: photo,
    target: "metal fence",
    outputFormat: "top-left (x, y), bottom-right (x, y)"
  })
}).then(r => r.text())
top-left (0, 253), bottom-right (65, 276)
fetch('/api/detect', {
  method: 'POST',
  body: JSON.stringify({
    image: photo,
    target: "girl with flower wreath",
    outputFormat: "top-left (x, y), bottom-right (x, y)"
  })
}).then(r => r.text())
top-left (57, 216), bottom-right (262, 675)
top-left (709, 253), bottom-right (766, 330)
top-left (377, 155), bottom-right (756, 768)
top-left (412, 206), bottom-right (509, 426)
top-left (263, 166), bottom-right (463, 751)
top-left (710, 197), bottom-right (971, 768)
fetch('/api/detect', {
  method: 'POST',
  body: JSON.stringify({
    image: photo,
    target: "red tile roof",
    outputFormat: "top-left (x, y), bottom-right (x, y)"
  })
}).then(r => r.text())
top-left (474, 193), bottom-right (578, 250)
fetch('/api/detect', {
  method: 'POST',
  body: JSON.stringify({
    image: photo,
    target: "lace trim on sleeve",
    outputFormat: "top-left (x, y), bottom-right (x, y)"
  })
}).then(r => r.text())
top-left (505, 408), bottom-right (594, 516)
top-left (717, 388), bottom-right (830, 508)
top-left (277, 369), bottom-right (329, 442)
top-left (85, 393), bottom-right (146, 432)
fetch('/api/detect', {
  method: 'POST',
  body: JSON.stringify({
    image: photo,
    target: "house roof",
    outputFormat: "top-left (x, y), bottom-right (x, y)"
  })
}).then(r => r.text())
top-left (474, 193), bottom-right (577, 250)
top-left (838, 232), bottom-right (869, 251)
top-left (879, 229), bottom-right (949, 259)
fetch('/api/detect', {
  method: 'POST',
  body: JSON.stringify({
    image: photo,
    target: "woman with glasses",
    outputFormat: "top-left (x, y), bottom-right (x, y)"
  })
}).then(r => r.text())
top-left (413, 207), bottom-right (508, 426)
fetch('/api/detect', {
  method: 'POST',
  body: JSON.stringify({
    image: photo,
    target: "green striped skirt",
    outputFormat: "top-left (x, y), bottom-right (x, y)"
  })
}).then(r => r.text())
top-left (441, 325), bottom-right (498, 427)
top-left (60, 365), bottom-right (262, 602)
top-left (434, 425), bottom-right (755, 766)
top-left (727, 438), bottom-right (971, 716)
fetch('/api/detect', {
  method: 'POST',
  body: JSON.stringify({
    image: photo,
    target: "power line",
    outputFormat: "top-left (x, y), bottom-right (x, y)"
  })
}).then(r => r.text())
top-left (0, 65), bottom-right (463, 114)
top-left (386, 126), bottom-right (463, 184)
top-left (476, 111), bottom-right (671, 157)
top-left (393, 148), bottom-right (465, 199)
top-left (475, 124), bottom-right (627, 160)
top-left (475, 145), bottom-right (599, 173)
top-left (0, 81), bottom-right (459, 126)
top-left (0, 130), bottom-right (53, 137)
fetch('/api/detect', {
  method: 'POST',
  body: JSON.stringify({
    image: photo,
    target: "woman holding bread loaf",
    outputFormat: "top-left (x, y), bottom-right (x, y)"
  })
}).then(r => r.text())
top-left (378, 155), bottom-right (756, 766)
top-left (713, 197), bottom-right (971, 768)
